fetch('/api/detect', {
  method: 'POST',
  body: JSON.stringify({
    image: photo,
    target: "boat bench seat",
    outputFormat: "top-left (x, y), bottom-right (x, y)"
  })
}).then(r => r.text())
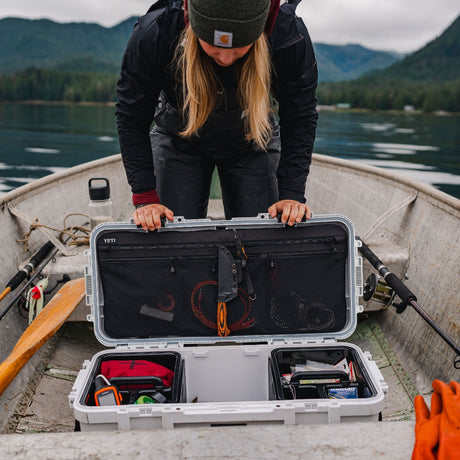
top-left (42, 250), bottom-right (90, 321)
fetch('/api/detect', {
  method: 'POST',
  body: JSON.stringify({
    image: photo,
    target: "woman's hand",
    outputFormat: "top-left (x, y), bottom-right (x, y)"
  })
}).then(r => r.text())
top-left (268, 200), bottom-right (311, 226)
top-left (133, 204), bottom-right (174, 231)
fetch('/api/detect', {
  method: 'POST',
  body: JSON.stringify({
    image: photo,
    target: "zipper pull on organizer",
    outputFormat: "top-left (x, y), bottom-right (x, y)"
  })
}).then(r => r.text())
top-left (233, 230), bottom-right (256, 300)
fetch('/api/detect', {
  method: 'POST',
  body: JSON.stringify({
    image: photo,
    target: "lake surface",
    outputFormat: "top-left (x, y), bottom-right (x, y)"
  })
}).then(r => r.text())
top-left (1, 103), bottom-right (459, 199)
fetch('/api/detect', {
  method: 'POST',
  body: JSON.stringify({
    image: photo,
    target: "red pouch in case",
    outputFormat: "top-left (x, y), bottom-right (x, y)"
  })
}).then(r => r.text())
top-left (100, 360), bottom-right (174, 387)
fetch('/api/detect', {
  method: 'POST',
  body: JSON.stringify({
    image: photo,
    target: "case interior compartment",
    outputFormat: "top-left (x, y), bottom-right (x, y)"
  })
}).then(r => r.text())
top-left (271, 346), bottom-right (376, 400)
top-left (80, 351), bottom-right (184, 406)
top-left (70, 217), bottom-right (389, 430)
top-left (94, 222), bottom-right (350, 341)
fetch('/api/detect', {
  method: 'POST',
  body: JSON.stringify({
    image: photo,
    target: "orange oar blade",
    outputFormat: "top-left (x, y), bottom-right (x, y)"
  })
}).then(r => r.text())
top-left (0, 277), bottom-right (85, 396)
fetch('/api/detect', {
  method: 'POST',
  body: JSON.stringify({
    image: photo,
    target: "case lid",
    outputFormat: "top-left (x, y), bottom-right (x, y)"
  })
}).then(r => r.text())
top-left (87, 214), bottom-right (362, 347)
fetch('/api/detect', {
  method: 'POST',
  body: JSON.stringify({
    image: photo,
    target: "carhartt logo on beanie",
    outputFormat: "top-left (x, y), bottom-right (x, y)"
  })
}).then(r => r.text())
top-left (188, 0), bottom-right (271, 48)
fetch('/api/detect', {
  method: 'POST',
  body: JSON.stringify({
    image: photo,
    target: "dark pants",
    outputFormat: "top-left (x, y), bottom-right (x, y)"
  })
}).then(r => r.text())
top-left (151, 127), bottom-right (281, 219)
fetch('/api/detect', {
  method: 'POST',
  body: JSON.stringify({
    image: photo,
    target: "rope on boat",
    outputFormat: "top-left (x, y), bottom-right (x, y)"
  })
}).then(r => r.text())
top-left (16, 214), bottom-right (91, 252)
top-left (1, 224), bottom-right (85, 321)
top-left (7, 203), bottom-right (90, 255)
top-left (0, 207), bottom-right (90, 318)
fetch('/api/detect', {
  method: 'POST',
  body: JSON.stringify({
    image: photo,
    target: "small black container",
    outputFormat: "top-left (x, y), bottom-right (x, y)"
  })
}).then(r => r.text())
top-left (270, 346), bottom-right (376, 400)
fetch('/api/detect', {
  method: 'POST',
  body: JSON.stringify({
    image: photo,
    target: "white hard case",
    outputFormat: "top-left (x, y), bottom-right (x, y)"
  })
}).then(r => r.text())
top-left (69, 215), bottom-right (388, 431)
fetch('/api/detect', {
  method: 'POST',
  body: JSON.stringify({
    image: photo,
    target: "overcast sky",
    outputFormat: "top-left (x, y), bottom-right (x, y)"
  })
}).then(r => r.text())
top-left (0, 0), bottom-right (458, 53)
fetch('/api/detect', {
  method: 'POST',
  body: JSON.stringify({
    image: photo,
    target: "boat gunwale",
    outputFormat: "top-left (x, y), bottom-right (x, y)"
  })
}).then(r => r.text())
top-left (311, 153), bottom-right (460, 213)
top-left (0, 154), bottom-right (122, 208)
top-left (1, 152), bottom-right (459, 214)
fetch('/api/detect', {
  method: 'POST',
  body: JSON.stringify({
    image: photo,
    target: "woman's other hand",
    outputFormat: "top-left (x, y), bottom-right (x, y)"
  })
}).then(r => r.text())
top-left (268, 200), bottom-right (311, 226)
top-left (133, 204), bottom-right (174, 231)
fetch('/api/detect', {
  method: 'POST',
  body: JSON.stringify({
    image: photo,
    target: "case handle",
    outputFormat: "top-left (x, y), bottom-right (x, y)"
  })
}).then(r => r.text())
top-left (289, 370), bottom-right (351, 387)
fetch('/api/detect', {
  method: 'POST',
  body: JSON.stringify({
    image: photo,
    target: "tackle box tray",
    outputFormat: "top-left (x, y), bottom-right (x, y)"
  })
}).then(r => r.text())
top-left (69, 214), bottom-right (388, 431)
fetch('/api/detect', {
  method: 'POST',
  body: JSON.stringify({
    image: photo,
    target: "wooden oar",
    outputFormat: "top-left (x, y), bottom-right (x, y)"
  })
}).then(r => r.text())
top-left (0, 277), bottom-right (85, 396)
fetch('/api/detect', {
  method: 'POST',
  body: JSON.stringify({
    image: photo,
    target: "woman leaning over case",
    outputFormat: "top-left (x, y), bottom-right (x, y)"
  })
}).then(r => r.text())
top-left (116, 0), bottom-right (318, 230)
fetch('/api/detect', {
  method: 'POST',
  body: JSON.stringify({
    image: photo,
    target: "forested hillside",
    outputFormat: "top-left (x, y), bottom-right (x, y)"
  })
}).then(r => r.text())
top-left (314, 43), bottom-right (401, 82)
top-left (373, 15), bottom-right (460, 82)
top-left (0, 16), bottom-right (401, 81)
top-left (0, 68), bottom-right (116, 102)
top-left (0, 17), bottom-right (135, 73)
top-left (317, 15), bottom-right (460, 111)
top-left (0, 14), bottom-right (458, 111)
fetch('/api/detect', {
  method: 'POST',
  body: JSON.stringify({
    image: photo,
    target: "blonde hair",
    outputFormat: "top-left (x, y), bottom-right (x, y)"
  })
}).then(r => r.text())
top-left (176, 27), bottom-right (272, 150)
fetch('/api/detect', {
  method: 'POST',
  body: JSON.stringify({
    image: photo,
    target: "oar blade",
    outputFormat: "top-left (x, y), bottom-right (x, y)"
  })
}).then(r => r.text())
top-left (0, 277), bottom-right (85, 396)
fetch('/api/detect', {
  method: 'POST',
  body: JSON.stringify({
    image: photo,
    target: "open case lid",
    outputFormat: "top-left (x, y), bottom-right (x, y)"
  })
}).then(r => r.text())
top-left (85, 214), bottom-right (363, 348)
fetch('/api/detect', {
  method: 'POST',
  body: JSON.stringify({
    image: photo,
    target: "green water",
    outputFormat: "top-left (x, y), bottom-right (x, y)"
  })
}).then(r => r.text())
top-left (0, 103), bottom-right (459, 199)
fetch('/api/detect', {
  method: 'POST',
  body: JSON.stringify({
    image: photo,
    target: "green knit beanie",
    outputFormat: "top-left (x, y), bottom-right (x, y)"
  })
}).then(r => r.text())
top-left (188, 0), bottom-right (271, 48)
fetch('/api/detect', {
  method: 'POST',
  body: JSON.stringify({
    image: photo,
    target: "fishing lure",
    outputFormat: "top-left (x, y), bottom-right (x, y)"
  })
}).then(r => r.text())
top-left (26, 278), bottom-right (49, 324)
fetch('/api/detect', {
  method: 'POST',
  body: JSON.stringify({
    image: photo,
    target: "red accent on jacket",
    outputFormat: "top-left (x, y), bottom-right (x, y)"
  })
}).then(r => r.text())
top-left (132, 189), bottom-right (160, 207)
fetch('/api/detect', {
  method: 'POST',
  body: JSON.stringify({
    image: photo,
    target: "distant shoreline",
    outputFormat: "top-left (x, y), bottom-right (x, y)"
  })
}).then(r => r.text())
top-left (316, 105), bottom-right (459, 116)
top-left (0, 100), bottom-right (458, 116)
top-left (13, 100), bottom-right (116, 107)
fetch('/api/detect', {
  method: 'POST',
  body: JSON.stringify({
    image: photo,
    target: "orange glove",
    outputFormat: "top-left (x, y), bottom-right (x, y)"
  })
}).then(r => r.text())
top-left (432, 380), bottom-right (460, 460)
top-left (412, 390), bottom-right (442, 460)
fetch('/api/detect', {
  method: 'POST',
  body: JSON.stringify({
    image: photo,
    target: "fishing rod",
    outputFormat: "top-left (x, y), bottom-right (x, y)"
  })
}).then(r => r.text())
top-left (0, 242), bottom-right (59, 321)
top-left (0, 213), bottom-right (91, 321)
top-left (0, 241), bottom-right (54, 304)
top-left (357, 237), bottom-right (460, 368)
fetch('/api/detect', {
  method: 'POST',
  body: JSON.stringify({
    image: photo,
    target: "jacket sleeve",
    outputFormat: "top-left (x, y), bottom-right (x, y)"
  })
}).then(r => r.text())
top-left (116, 17), bottom-right (169, 195)
top-left (272, 17), bottom-right (318, 203)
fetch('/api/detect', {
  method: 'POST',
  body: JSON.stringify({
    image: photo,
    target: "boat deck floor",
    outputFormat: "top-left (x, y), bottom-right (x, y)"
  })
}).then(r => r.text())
top-left (1, 313), bottom-right (419, 458)
top-left (5, 312), bottom-right (417, 435)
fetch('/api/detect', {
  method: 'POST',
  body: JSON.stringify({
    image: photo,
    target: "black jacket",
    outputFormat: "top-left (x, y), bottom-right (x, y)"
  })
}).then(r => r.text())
top-left (116, 0), bottom-right (318, 203)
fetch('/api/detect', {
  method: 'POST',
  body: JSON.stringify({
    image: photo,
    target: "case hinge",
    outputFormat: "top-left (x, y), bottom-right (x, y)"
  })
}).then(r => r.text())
top-left (159, 341), bottom-right (184, 348)
top-left (84, 265), bottom-right (93, 307)
top-left (355, 255), bottom-right (364, 298)
top-left (115, 342), bottom-right (184, 350)
top-left (84, 249), bottom-right (93, 307)
top-left (323, 337), bottom-right (337, 343)
top-left (268, 338), bottom-right (294, 346)
top-left (118, 343), bottom-right (165, 350)
top-left (269, 338), bottom-right (336, 345)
